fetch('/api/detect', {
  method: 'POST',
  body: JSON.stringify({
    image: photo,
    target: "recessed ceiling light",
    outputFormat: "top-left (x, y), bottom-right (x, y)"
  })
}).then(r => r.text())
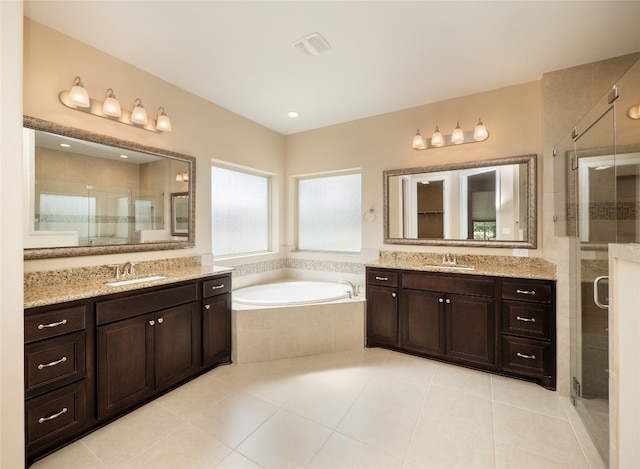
top-left (287, 111), bottom-right (300, 118)
top-left (119, 154), bottom-right (129, 159)
top-left (60, 143), bottom-right (71, 148)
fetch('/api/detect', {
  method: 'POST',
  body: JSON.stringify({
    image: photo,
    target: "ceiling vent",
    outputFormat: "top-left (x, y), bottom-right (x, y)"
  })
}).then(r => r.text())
top-left (293, 32), bottom-right (331, 57)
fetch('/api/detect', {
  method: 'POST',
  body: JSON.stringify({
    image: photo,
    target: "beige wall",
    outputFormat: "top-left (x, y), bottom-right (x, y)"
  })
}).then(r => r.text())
top-left (23, 18), bottom-right (286, 272)
top-left (285, 81), bottom-right (543, 256)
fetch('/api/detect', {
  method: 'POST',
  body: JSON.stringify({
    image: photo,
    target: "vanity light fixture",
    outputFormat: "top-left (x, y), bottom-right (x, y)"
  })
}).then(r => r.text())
top-left (628, 104), bottom-right (640, 120)
top-left (102, 88), bottom-right (122, 117)
top-left (130, 99), bottom-right (148, 125)
top-left (176, 171), bottom-right (189, 182)
top-left (412, 118), bottom-right (490, 150)
top-left (59, 76), bottom-right (172, 133)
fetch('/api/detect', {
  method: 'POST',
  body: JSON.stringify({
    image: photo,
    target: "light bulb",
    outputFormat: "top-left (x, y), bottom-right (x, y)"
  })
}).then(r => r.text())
top-left (130, 99), bottom-right (148, 125)
top-left (431, 126), bottom-right (444, 147)
top-left (102, 88), bottom-right (122, 118)
top-left (155, 107), bottom-right (172, 132)
top-left (412, 129), bottom-right (426, 150)
top-left (69, 76), bottom-right (90, 108)
top-left (451, 122), bottom-right (464, 144)
top-left (473, 118), bottom-right (489, 141)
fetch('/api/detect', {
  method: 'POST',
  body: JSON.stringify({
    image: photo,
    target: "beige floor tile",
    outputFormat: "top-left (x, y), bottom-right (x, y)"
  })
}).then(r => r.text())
top-left (191, 391), bottom-right (278, 448)
top-left (284, 382), bottom-right (361, 428)
top-left (122, 422), bottom-right (231, 468)
top-left (404, 429), bottom-right (495, 468)
top-left (30, 440), bottom-right (106, 469)
top-left (491, 375), bottom-right (566, 419)
top-left (495, 441), bottom-right (585, 468)
top-left (431, 362), bottom-right (493, 399)
top-left (82, 402), bottom-right (186, 468)
top-left (309, 431), bottom-right (404, 468)
top-left (214, 451), bottom-right (263, 468)
top-left (493, 402), bottom-right (588, 467)
top-left (236, 409), bottom-right (332, 468)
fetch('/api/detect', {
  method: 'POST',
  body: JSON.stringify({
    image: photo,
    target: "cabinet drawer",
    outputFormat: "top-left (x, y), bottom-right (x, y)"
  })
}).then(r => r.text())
top-left (502, 301), bottom-right (551, 340)
top-left (97, 283), bottom-right (198, 325)
top-left (367, 270), bottom-right (398, 287)
top-left (502, 336), bottom-right (552, 378)
top-left (403, 272), bottom-right (494, 297)
top-left (25, 306), bottom-right (86, 343)
top-left (25, 380), bottom-right (86, 446)
top-left (203, 276), bottom-right (231, 298)
top-left (502, 280), bottom-right (552, 303)
top-left (25, 332), bottom-right (86, 398)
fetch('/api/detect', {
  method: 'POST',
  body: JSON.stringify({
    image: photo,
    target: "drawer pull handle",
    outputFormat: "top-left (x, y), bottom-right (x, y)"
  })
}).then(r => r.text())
top-left (517, 352), bottom-right (536, 360)
top-left (516, 289), bottom-right (536, 296)
top-left (157, 317), bottom-right (164, 324)
top-left (211, 284), bottom-right (225, 290)
top-left (516, 316), bottom-right (536, 323)
top-left (37, 319), bottom-right (67, 330)
top-left (38, 407), bottom-right (68, 424)
top-left (204, 304), bottom-right (211, 310)
top-left (37, 356), bottom-right (67, 370)
top-left (375, 276), bottom-right (388, 281)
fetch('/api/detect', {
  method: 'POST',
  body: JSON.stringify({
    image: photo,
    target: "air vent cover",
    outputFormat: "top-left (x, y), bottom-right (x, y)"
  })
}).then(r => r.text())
top-left (293, 32), bottom-right (331, 57)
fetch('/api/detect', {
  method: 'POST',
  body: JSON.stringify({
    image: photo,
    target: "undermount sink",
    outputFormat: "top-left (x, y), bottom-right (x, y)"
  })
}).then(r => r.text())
top-left (105, 275), bottom-right (167, 287)
top-left (423, 264), bottom-right (475, 271)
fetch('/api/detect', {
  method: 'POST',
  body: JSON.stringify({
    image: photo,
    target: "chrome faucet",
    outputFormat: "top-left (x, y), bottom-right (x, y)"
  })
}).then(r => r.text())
top-left (123, 261), bottom-right (136, 276)
top-left (338, 280), bottom-right (359, 298)
top-left (442, 253), bottom-right (457, 266)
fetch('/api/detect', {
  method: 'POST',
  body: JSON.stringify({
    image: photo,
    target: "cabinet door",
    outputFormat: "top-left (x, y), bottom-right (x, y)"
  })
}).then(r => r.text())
top-left (97, 313), bottom-right (154, 419)
top-left (366, 285), bottom-right (398, 347)
top-left (399, 289), bottom-right (444, 356)
top-left (445, 294), bottom-right (496, 367)
top-left (203, 294), bottom-right (231, 368)
top-left (155, 302), bottom-right (201, 391)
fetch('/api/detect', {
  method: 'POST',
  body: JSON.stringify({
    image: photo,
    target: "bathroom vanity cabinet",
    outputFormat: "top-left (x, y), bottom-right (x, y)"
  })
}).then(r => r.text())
top-left (24, 272), bottom-right (232, 464)
top-left (366, 267), bottom-right (555, 389)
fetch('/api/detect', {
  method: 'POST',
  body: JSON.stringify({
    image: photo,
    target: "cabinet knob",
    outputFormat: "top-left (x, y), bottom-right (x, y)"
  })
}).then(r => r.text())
top-left (149, 320), bottom-right (155, 326)
top-left (391, 292), bottom-right (397, 298)
top-left (204, 304), bottom-right (211, 310)
top-left (445, 298), bottom-right (451, 304)
top-left (438, 298), bottom-right (444, 303)
top-left (157, 317), bottom-right (164, 324)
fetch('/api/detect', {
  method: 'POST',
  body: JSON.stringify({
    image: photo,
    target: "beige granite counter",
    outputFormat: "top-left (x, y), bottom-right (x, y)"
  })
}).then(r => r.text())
top-left (370, 251), bottom-right (556, 280)
top-left (24, 257), bottom-right (233, 309)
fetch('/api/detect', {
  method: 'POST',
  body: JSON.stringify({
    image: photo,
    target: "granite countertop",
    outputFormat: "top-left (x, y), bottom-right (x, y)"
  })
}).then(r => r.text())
top-left (24, 264), bottom-right (234, 309)
top-left (370, 252), bottom-right (556, 281)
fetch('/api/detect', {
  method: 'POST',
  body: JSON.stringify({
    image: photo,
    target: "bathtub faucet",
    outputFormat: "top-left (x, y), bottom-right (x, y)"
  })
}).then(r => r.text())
top-left (339, 280), bottom-right (359, 298)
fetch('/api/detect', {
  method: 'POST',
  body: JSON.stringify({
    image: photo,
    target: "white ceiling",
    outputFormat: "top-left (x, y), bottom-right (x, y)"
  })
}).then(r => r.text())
top-left (24, 1), bottom-right (640, 135)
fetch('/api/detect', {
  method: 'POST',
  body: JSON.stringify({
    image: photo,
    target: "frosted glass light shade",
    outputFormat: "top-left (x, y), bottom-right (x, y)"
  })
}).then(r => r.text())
top-left (102, 89), bottom-right (122, 117)
top-left (412, 130), bottom-right (426, 150)
top-left (451, 122), bottom-right (464, 144)
top-left (473, 118), bottom-right (489, 141)
top-left (156, 107), bottom-right (172, 132)
top-left (130, 99), bottom-right (148, 125)
top-left (69, 76), bottom-right (90, 108)
top-left (431, 126), bottom-right (444, 147)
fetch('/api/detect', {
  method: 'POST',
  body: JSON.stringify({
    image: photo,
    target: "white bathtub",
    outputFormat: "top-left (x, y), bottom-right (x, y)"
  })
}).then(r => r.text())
top-left (231, 280), bottom-right (365, 364)
top-left (233, 280), bottom-right (351, 306)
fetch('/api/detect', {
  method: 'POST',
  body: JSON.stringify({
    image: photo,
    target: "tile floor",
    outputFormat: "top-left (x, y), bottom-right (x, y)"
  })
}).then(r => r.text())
top-left (32, 348), bottom-right (606, 469)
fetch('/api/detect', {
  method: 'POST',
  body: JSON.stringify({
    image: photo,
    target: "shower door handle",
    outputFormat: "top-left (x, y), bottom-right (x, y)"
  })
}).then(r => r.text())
top-left (593, 275), bottom-right (609, 310)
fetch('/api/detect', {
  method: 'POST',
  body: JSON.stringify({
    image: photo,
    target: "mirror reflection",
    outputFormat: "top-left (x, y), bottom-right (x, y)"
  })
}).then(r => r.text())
top-left (24, 117), bottom-right (195, 259)
top-left (384, 154), bottom-right (536, 248)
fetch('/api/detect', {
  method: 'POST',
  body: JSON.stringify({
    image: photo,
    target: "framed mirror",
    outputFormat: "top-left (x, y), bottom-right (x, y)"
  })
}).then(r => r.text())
top-left (384, 154), bottom-right (537, 248)
top-left (23, 116), bottom-right (196, 259)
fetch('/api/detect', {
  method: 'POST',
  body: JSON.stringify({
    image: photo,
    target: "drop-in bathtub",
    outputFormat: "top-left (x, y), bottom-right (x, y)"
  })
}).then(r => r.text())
top-left (232, 280), bottom-right (365, 364)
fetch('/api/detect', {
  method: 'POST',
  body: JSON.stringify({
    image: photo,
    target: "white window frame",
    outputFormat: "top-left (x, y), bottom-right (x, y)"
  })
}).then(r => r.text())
top-left (211, 160), bottom-right (276, 259)
top-left (292, 168), bottom-right (362, 254)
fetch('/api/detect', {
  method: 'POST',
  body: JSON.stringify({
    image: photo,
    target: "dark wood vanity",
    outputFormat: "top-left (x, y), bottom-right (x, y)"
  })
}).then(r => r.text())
top-left (366, 266), bottom-right (556, 389)
top-left (23, 272), bottom-right (231, 465)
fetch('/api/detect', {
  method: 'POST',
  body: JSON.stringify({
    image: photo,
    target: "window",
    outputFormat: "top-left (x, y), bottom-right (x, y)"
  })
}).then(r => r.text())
top-left (211, 165), bottom-right (270, 257)
top-left (297, 172), bottom-right (361, 252)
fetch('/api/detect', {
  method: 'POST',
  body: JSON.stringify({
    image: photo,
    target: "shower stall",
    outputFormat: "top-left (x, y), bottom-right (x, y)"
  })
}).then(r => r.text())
top-left (554, 58), bottom-right (640, 465)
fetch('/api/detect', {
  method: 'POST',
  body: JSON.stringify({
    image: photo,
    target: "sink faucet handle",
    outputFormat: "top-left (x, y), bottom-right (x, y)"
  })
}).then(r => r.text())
top-left (108, 264), bottom-right (123, 278)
